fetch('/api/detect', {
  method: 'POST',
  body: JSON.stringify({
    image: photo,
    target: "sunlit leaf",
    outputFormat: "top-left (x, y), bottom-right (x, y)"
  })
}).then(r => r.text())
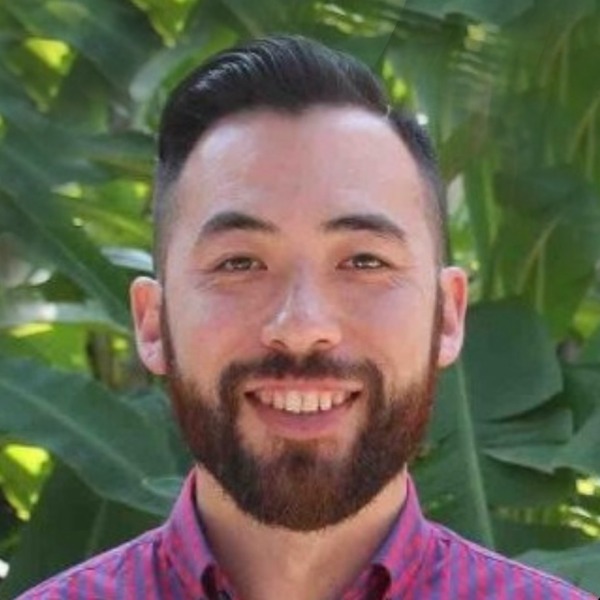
top-left (0, 358), bottom-right (180, 515)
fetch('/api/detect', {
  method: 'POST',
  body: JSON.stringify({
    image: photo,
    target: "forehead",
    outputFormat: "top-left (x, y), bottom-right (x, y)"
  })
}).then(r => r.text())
top-left (172, 106), bottom-right (432, 247)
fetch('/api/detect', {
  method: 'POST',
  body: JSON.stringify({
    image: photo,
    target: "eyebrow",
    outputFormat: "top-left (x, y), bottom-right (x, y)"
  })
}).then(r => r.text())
top-left (197, 211), bottom-right (278, 240)
top-left (322, 213), bottom-right (407, 245)
top-left (196, 210), bottom-right (407, 246)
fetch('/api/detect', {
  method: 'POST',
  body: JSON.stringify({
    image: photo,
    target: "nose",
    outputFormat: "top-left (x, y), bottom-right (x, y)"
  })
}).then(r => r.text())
top-left (260, 271), bottom-right (342, 356)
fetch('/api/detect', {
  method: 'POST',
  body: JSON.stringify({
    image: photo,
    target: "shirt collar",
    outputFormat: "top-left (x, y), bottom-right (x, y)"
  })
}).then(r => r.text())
top-left (163, 470), bottom-right (432, 599)
top-left (371, 475), bottom-right (434, 596)
top-left (163, 469), bottom-right (217, 598)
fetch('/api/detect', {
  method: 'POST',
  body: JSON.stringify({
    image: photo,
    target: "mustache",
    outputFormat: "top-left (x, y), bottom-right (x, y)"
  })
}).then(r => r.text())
top-left (221, 351), bottom-right (381, 383)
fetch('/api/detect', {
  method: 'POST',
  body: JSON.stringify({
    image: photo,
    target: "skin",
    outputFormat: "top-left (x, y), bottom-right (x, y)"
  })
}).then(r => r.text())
top-left (131, 106), bottom-right (468, 600)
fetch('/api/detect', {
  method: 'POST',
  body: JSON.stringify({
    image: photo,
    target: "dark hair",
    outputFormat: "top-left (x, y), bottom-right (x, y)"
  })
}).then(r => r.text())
top-left (154, 34), bottom-right (446, 274)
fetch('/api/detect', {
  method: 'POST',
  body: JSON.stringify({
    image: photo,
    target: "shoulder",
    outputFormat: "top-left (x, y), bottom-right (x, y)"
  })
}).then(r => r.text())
top-left (418, 522), bottom-right (596, 599)
top-left (13, 526), bottom-right (164, 600)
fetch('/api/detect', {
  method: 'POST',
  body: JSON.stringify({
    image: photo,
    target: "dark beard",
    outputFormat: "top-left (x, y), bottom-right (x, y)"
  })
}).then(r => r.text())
top-left (162, 303), bottom-right (441, 532)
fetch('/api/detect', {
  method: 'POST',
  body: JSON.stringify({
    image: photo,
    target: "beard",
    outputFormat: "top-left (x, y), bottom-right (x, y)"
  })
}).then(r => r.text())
top-left (162, 298), bottom-right (441, 532)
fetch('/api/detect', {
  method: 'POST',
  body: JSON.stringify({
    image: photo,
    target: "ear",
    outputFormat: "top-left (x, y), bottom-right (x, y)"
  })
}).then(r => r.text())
top-left (130, 276), bottom-right (166, 375)
top-left (437, 266), bottom-right (468, 369)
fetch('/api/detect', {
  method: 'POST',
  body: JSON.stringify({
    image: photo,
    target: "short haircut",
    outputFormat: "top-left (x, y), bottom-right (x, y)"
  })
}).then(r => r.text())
top-left (154, 34), bottom-right (446, 276)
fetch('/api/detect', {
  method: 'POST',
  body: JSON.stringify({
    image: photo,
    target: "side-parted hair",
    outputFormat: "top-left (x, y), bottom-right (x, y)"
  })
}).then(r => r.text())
top-left (154, 34), bottom-right (446, 276)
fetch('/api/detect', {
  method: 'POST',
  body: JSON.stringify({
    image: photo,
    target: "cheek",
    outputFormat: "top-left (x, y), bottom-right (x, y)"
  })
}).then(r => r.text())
top-left (166, 288), bottom-right (266, 372)
top-left (340, 285), bottom-right (435, 361)
top-left (342, 283), bottom-right (429, 327)
top-left (184, 279), bottom-right (288, 338)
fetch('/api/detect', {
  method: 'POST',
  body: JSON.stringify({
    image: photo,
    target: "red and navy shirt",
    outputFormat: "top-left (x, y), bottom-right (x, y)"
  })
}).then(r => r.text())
top-left (17, 472), bottom-right (596, 599)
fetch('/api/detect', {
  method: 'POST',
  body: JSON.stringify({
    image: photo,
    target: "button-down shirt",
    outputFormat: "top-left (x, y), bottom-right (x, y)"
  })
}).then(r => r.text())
top-left (17, 471), bottom-right (596, 599)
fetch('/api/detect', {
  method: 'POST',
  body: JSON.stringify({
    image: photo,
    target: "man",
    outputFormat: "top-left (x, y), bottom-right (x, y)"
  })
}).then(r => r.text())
top-left (18, 35), bottom-right (594, 600)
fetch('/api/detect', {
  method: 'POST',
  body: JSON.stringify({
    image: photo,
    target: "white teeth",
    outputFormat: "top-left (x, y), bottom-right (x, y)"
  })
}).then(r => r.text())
top-left (303, 391), bottom-right (320, 412)
top-left (286, 391), bottom-right (303, 413)
top-left (332, 391), bottom-right (345, 406)
top-left (254, 390), bottom-right (353, 413)
top-left (261, 390), bottom-right (274, 406)
top-left (318, 392), bottom-right (333, 411)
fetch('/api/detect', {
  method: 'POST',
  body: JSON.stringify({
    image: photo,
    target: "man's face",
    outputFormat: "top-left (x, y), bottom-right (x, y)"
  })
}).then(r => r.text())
top-left (132, 107), bottom-right (467, 530)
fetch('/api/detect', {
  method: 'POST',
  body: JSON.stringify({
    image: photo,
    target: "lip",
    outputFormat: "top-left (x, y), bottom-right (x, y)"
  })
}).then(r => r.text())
top-left (246, 390), bottom-right (360, 440)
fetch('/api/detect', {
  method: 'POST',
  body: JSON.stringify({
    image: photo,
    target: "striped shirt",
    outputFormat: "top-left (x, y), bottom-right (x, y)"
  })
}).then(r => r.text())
top-left (17, 472), bottom-right (596, 600)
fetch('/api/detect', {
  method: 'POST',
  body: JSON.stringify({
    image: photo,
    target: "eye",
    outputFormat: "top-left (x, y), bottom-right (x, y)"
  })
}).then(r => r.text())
top-left (214, 256), bottom-right (265, 272)
top-left (340, 253), bottom-right (390, 270)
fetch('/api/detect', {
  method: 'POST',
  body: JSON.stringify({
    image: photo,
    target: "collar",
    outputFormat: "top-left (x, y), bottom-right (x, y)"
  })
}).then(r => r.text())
top-left (163, 471), bottom-right (433, 599)
top-left (369, 476), bottom-right (434, 597)
top-left (162, 470), bottom-right (215, 598)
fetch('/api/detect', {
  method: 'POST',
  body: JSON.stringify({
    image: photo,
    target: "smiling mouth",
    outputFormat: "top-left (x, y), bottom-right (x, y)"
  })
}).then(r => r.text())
top-left (245, 387), bottom-right (362, 414)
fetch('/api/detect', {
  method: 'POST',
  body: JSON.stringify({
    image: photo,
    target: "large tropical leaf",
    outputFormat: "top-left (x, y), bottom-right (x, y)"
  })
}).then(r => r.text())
top-left (1, 191), bottom-right (131, 329)
top-left (403, 0), bottom-right (535, 25)
top-left (414, 300), bottom-right (571, 551)
top-left (494, 168), bottom-right (600, 336)
top-left (551, 366), bottom-right (600, 477)
top-left (5, 0), bottom-right (162, 89)
top-left (0, 358), bottom-right (180, 515)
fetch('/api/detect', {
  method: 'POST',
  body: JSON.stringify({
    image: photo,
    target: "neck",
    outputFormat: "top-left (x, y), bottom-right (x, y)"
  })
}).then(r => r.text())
top-left (194, 466), bottom-right (408, 600)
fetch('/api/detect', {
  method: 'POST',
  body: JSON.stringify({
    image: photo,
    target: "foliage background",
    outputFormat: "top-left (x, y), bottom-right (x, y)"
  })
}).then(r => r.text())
top-left (1, 0), bottom-right (600, 596)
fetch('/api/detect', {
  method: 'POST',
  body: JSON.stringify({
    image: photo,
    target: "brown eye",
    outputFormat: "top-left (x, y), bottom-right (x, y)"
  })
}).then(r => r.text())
top-left (216, 256), bottom-right (264, 272)
top-left (341, 253), bottom-right (389, 270)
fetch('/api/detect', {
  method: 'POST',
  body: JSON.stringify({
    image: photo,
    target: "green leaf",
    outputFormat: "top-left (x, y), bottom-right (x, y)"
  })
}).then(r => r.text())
top-left (462, 161), bottom-right (499, 298)
top-left (5, 0), bottom-right (161, 89)
top-left (0, 445), bottom-right (50, 519)
top-left (131, 0), bottom-right (196, 44)
top-left (209, 0), bottom-right (289, 37)
top-left (0, 127), bottom-right (105, 191)
top-left (560, 366), bottom-right (600, 428)
top-left (48, 54), bottom-right (112, 130)
top-left (580, 325), bottom-right (600, 363)
top-left (494, 168), bottom-right (600, 336)
top-left (78, 132), bottom-right (154, 179)
top-left (402, 0), bottom-right (535, 25)
top-left (129, 28), bottom-right (236, 113)
top-left (0, 358), bottom-right (179, 515)
top-left (0, 300), bottom-right (116, 330)
top-left (415, 300), bottom-right (570, 551)
top-left (57, 184), bottom-right (152, 250)
top-left (554, 408), bottom-right (600, 477)
top-left (494, 517), bottom-right (592, 557)
top-left (0, 325), bottom-right (88, 372)
top-left (1, 190), bottom-right (131, 328)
